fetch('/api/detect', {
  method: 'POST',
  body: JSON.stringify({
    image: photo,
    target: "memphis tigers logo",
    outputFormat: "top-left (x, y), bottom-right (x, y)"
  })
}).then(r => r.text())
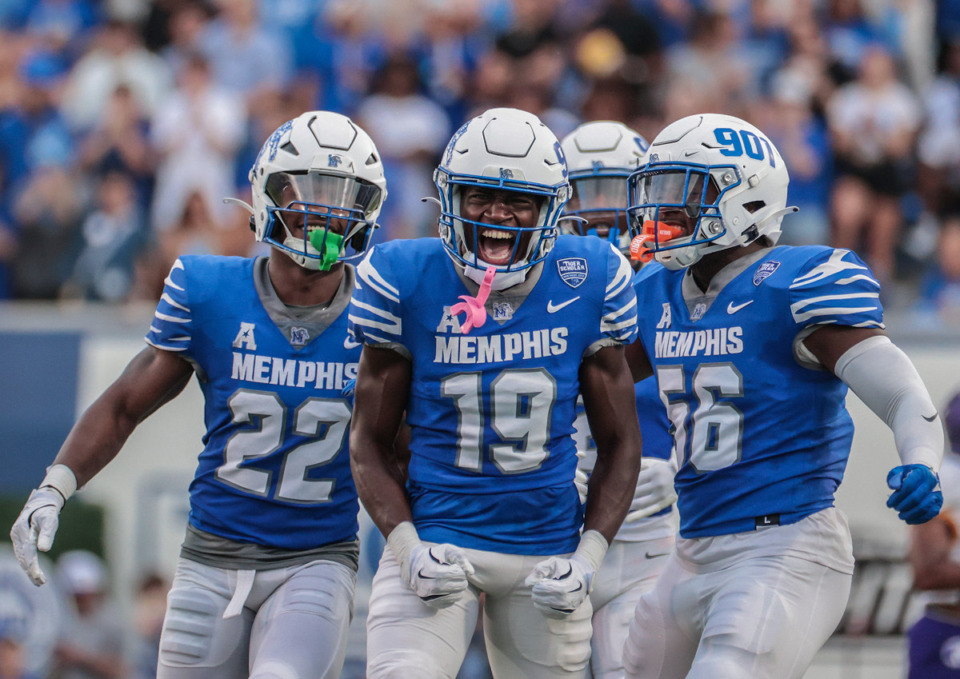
top-left (557, 257), bottom-right (588, 288)
top-left (754, 260), bottom-right (780, 286)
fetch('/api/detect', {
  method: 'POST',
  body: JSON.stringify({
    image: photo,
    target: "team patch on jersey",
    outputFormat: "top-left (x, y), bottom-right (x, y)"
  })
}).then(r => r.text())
top-left (493, 302), bottom-right (514, 321)
top-left (691, 303), bottom-right (706, 320)
top-left (290, 326), bottom-right (310, 345)
top-left (557, 258), bottom-right (588, 288)
top-left (233, 322), bottom-right (257, 350)
top-left (753, 260), bottom-right (780, 286)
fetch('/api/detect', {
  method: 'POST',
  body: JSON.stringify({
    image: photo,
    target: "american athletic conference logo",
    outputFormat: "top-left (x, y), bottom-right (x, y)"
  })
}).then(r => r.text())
top-left (557, 258), bottom-right (588, 288)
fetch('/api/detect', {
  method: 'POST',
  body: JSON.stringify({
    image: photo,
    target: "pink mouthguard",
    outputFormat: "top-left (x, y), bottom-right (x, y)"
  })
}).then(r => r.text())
top-left (450, 266), bottom-right (496, 334)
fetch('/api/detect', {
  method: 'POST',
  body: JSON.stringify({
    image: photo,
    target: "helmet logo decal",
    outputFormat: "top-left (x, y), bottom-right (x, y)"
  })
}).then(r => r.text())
top-left (499, 168), bottom-right (514, 179)
top-left (557, 257), bottom-right (588, 288)
top-left (591, 160), bottom-right (605, 171)
top-left (444, 121), bottom-right (470, 165)
top-left (327, 154), bottom-right (343, 168)
top-left (714, 128), bottom-right (777, 167)
top-left (753, 260), bottom-right (781, 286)
top-left (251, 119), bottom-right (293, 179)
top-left (634, 136), bottom-right (649, 154)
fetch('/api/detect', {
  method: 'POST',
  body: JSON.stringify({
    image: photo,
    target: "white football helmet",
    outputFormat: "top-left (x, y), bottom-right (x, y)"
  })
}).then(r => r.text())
top-left (247, 111), bottom-right (387, 271)
top-left (434, 107), bottom-right (571, 285)
top-left (627, 113), bottom-right (796, 270)
top-left (560, 121), bottom-right (648, 253)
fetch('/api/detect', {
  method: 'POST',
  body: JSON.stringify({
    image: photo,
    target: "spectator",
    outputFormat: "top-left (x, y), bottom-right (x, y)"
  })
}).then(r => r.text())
top-left (61, 171), bottom-right (150, 302)
top-left (199, 0), bottom-right (293, 103)
top-left (827, 44), bottom-right (921, 285)
top-left (60, 19), bottom-right (172, 131)
top-left (53, 551), bottom-right (127, 679)
top-left (912, 221), bottom-right (960, 328)
top-left (0, 619), bottom-right (36, 679)
top-left (907, 390), bottom-right (960, 678)
top-left (760, 70), bottom-right (833, 246)
top-left (77, 84), bottom-right (154, 204)
top-left (9, 163), bottom-right (86, 300)
top-left (149, 52), bottom-right (245, 233)
top-left (131, 574), bottom-right (168, 679)
top-left (355, 53), bottom-right (450, 240)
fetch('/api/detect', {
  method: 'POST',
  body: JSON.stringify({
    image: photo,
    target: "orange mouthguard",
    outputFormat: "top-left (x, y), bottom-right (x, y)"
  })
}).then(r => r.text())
top-left (629, 221), bottom-right (685, 262)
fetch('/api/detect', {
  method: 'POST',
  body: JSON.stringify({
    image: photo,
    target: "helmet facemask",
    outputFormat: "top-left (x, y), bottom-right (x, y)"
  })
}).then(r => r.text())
top-left (263, 170), bottom-right (382, 271)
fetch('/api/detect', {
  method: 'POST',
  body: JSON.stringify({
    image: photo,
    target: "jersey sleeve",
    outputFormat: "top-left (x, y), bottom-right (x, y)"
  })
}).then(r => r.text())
top-left (598, 243), bottom-right (639, 345)
top-left (145, 257), bottom-right (194, 354)
top-left (787, 248), bottom-right (885, 331)
top-left (349, 247), bottom-right (407, 356)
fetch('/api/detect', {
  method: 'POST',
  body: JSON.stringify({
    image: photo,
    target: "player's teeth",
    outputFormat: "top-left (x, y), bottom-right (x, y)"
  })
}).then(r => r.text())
top-left (482, 230), bottom-right (512, 239)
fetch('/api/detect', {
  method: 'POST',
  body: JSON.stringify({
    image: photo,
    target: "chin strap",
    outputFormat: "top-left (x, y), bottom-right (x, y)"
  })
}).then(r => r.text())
top-left (451, 266), bottom-right (496, 334)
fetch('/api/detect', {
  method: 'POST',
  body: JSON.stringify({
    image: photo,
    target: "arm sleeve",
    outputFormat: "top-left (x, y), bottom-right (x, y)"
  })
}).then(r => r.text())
top-left (834, 335), bottom-right (944, 471)
top-left (349, 248), bottom-right (409, 359)
top-left (145, 257), bottom-right (193, 354)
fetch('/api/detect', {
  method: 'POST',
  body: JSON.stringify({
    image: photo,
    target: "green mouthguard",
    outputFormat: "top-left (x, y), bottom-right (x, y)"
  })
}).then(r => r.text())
top-left (309, 230), bottom-right (344, 271)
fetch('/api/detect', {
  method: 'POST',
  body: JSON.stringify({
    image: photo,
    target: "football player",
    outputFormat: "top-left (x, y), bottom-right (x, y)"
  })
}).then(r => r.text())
top-left (560, 120), bottom-right (677, 679)
top-left (10, 111), bottom-right (388, 679)
top-left (348, 107), bottom-right (642, 678)
top-left (907, 390), bottom-right (960, 679)
top-left (620, 113), bottom-right (944, 679)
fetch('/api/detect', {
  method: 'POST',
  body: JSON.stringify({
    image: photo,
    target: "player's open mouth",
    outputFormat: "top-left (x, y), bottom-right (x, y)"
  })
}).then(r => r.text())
top-left (477, 227), bottom-right (517, 266)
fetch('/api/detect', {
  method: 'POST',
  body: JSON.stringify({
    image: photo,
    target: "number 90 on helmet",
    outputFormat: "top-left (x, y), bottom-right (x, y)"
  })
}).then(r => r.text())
top-left (249, 111), bottom-right (387, 271)
top-left (627, 113), bottom-right (796, 270)
top-left (434, 107), bottom-right (571, 278)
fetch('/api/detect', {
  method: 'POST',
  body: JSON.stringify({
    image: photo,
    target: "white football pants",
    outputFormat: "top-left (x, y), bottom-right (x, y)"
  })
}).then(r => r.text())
top-left (623, 507), bottom-right (855, 679)
top-left (366, 545), bottom-right (593, 678)
top-left (585, 535), bottom-right (674, 679)
top-left (157, 557), bottom-right (356, 679)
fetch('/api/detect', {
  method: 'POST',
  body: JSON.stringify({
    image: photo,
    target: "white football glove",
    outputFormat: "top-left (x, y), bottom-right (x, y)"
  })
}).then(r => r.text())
top-left (574, 467), bottom-right (589, 505)
top-left (624, 457), bottom-right (678, 523)
top-left (525, 530), bottom-right (607, 619)
top-left (388, 522), bottom-right (475, 609)
top-left (11, 464), bottom-right (81, 587)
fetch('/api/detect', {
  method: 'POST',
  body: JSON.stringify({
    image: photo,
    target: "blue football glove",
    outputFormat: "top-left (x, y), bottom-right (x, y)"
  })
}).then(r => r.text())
top-left (886, 464), bottom-right (943, 525)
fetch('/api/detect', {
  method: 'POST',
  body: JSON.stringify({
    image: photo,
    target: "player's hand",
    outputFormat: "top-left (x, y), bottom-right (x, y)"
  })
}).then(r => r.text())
top-left (10, 487), bottom-right (66, 586)
top-left (402, 543), bottom-right (475, 609)
top-left (625, 458), bottom-right (678, 522)
top-left (525, 554), bottom-right (594, 619)
top-left (574, 467), bottom-right (589, 505)
top-left (887, 464), bottom-right (943, 524)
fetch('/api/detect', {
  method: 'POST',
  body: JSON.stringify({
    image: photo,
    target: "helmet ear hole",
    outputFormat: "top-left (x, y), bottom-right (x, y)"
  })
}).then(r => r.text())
top-left (744, 200), bottom-right (765, 213)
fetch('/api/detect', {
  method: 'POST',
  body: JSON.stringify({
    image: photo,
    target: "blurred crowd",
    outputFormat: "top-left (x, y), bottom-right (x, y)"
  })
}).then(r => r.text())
top-left (0, 0), bottom-right (958, 328)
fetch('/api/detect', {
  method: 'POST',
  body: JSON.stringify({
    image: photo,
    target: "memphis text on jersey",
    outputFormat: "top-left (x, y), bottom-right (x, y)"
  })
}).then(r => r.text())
top-left (433, 306), bottom-right (569, 365)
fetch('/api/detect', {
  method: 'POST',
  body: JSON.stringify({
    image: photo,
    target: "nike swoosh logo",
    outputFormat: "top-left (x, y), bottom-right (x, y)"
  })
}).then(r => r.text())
top-left (923, 413), bottom-right (938, 422)
top-left (547, 297), bottom-right (580, 313)
top-left (344, 336), bottom-right (361, 349)
top-left (727, 300), bottom-right (754, 314)
top-left (644, 552), bottom-right (670, 560)
top-left (417, 568), bottom-right (434, 580)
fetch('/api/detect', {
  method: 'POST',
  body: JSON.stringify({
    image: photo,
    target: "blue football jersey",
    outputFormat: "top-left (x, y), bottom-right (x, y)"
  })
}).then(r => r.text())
top-left (633, 246), bottom-right (884, 538)
top-left (146, 256), bottom-right (360, 550)
top-left (349, 236), bottom-right (638, 555)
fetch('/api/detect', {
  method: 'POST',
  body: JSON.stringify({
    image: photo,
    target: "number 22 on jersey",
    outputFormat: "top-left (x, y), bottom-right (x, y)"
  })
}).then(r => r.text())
top-left (216, 388), bottom-right (351, 503)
